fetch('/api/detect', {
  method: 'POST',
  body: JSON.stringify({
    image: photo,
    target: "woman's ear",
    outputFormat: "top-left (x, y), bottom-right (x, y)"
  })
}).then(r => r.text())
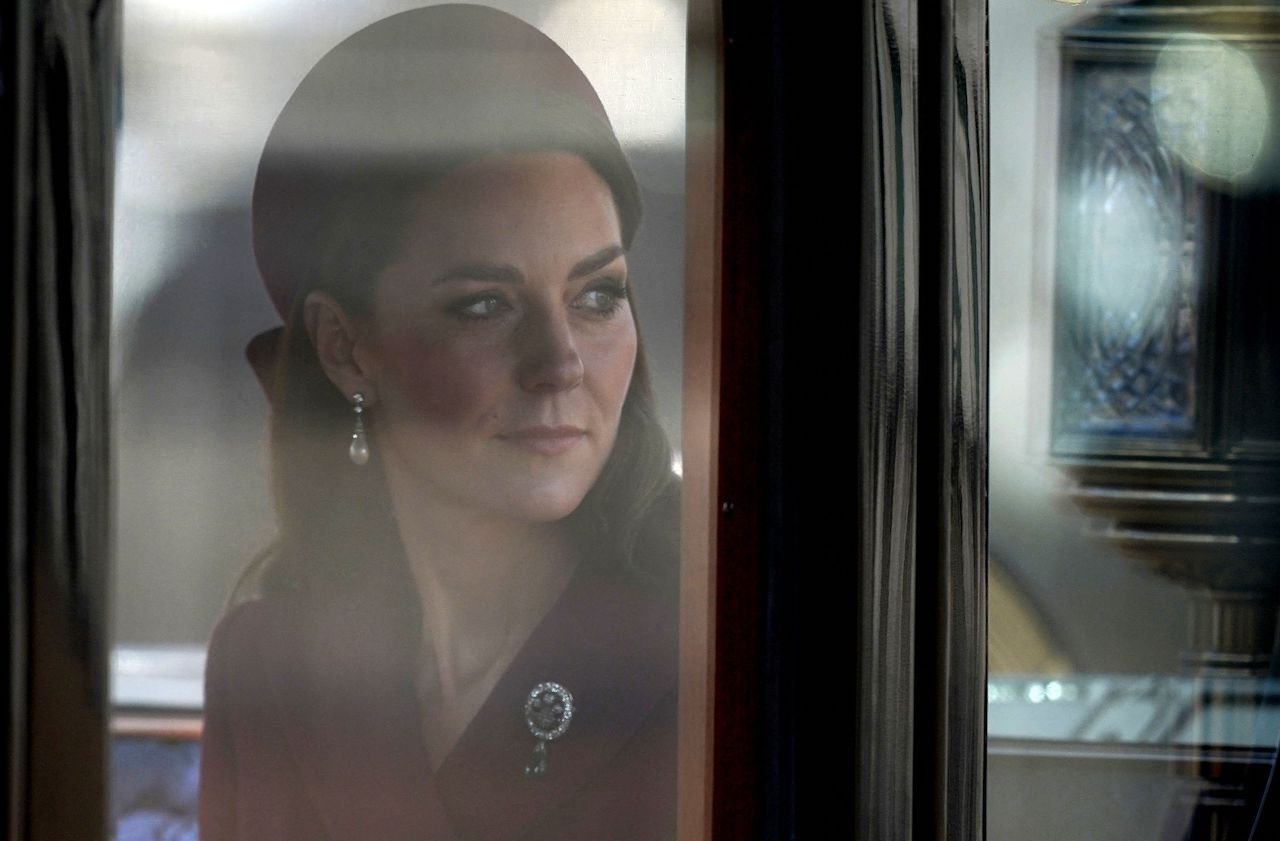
top-left (303, 291), bottom-right (379, 404)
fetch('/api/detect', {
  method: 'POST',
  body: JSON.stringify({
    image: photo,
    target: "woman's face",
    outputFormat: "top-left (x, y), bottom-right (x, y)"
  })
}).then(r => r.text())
top-left (359, 151), bottom-right (638, 526)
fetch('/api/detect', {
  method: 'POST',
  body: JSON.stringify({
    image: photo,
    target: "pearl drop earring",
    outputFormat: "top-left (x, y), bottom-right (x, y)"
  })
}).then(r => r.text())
top-left (349, 393), bottom-right (370, 466)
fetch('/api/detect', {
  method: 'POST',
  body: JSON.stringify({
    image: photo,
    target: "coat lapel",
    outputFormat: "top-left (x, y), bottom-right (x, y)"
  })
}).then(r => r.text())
top-left (264, 583), bottom-right (458, 841)
top-left (435, 564), bottom-right (677, 841)
top-left (264, 563), bottom-right (676, 841)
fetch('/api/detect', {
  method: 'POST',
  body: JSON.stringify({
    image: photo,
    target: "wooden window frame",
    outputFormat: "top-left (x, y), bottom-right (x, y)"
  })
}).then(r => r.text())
top-left (3, 0), bottom-right (989, 838)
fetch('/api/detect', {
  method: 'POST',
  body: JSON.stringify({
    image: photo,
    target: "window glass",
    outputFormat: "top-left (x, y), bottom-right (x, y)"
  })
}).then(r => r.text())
top-left (111, 2), bottom-right (689, 837)
top-left (990, 1), bottom-right (1280, 838)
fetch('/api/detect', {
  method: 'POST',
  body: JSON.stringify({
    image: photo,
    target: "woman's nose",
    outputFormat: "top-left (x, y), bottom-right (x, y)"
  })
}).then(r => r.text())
top-left (516, 306), bottom-right (585, 393)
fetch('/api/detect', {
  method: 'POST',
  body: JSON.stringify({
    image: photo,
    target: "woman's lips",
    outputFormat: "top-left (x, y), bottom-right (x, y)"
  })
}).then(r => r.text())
top-left (497, 426), bottom-right (587, 455)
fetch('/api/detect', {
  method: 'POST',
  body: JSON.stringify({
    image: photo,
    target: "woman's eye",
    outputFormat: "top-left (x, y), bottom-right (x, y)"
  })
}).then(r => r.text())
top-left (574, 281), bottom-right (628, 317)
top-left (448, 293), bottom-right (511, 320)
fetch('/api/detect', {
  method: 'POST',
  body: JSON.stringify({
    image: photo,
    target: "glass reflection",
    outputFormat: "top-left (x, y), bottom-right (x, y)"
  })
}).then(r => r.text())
top-left (991, 1), bottom-right (1280, 840)
top-left (111, 2), bottom-right (687, 838)
top-left (1152, 35), bottom-right (1268, 183)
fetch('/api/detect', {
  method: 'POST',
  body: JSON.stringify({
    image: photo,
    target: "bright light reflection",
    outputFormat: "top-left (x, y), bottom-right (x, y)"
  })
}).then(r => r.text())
top-left (540, 0), bottom-right (686, 146)
top-left (1152, 34), bottom-right (1269, 182)
top-left (1082, 176), bottom-right (1170, 317)
top-left (128, 0), bottom-right (296, 30)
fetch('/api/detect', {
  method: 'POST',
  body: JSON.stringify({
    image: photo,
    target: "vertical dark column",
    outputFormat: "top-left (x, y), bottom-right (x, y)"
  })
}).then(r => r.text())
top-left (854, 0), bottom-right (989, 838)
top-left (4, 0), bottom-right (116, 838)
top-left (2, 1), bottom-right (26, 835)
top-left (859, 0), bottom-right (922, 838)
top-left (710, 0), bottom-right (891, 836)
top-left (915, 1), bottom-right (989, 839)
top-left (707, 1), bottom-right (769, 838)
top-left (696, 0), bottom-right (987, 836)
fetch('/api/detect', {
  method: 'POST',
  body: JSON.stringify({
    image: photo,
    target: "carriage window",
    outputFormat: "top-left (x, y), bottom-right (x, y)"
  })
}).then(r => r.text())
top-left (110, 2), bottom-right (694, 837)
top-left (989, 1), bottom-right (1280, 838)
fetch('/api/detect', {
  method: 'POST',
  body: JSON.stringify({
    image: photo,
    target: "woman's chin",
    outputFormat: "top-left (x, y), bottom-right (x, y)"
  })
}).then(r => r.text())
top-left (503, 490), bottom-right (590, 525)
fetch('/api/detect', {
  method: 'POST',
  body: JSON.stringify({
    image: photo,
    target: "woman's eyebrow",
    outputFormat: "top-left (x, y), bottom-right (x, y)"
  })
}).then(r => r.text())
top-left (569, 245), bottom-right (625, 279)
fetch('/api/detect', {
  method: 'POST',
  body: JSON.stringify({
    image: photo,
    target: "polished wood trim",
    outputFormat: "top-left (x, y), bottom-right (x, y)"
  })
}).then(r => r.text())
top-left (697, 0), bottom-right (769, 837)
top-left (678, 0), bottom-right (722, 838)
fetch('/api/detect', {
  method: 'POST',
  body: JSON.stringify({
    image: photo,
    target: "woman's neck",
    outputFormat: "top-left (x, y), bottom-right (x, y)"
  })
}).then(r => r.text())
top-left (405, 509), bottom-right (577, 681)
top-left (385, 485), bottom-right (580, 768)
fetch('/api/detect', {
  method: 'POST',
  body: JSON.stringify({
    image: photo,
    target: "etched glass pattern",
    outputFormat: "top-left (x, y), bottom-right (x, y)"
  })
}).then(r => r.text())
top-left (1054, 67), bottom-right (1202, 442)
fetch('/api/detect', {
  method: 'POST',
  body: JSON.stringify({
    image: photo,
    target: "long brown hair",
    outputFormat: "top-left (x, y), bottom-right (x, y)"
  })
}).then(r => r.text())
top-left (234, 6), bottom-right (678, 614)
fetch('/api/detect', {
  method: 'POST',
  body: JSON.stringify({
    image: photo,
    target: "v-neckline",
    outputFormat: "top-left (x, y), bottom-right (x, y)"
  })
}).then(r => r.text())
top-left (267, 560), bottom-right (677, 841)
top-left (414, 562), bottom-right (581, 773)
top-left (414, 570), bottom-right (576, 773)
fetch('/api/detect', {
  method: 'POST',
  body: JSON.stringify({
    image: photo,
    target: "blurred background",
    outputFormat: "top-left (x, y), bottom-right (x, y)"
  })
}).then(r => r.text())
top-left (989, 0), bottom-right (1188, 679)
top-left (990, 1), bottom-right (1280, 839)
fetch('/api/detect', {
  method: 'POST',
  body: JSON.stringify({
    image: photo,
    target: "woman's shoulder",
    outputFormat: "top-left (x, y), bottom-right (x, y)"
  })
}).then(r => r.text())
top-left (201, 591), bottom-right (334, 736)
top-left (205, 592), bottom-right (311, 676)
top-left (210, 592), bottom-right (297, 638)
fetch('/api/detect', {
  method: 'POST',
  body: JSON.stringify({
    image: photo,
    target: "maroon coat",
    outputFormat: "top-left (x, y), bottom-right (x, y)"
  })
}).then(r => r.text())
top-left (198, 563), bottom-right (677, 840)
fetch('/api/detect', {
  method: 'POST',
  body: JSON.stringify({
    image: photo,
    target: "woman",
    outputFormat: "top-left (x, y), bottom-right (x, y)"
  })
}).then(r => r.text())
top-left (198, 6), bottom-right (680, 840)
